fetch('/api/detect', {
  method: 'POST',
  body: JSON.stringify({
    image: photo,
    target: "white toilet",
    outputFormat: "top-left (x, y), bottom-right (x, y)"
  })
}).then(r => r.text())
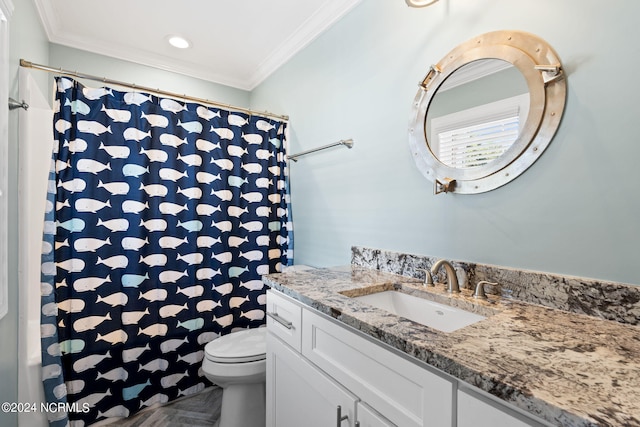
top-left (202, 327), bottom-right (267, 427)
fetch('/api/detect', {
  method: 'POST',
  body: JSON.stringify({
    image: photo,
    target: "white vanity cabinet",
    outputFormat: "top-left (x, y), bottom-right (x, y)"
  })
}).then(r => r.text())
top-left (266, 290), bottom-right (562, 427)
top-left (266, 290), bottom-right (453, 427)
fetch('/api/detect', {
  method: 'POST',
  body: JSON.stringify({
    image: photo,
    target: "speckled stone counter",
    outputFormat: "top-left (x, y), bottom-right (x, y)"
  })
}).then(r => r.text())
top-left (352, 247), bottom-right (640, 326)
top-left (263, 266), bottom-right (640, 427)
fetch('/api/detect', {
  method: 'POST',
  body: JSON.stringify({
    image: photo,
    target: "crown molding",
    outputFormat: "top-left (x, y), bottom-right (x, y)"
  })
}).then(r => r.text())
top-left (33, 0), bottom-right (248, 89)
top-left (33, 0), bottom-right (58, 39)
top-left (34, 0), bottom-right (362, 91)
top-left (47, 31), bottom-right (251, 90)
top-left (246, 0), bottom-right (362, 90)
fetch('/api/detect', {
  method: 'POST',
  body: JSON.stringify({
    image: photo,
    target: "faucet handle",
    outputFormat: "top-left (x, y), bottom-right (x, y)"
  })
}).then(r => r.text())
top-left (473, 281), bottom-right (497, 299)
top-left (416, 268), bottom-right (434, 287)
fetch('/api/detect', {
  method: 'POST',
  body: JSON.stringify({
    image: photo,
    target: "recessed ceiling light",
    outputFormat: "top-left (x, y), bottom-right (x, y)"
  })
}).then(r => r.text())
top-left (167, 35), bottom-right (191, 49)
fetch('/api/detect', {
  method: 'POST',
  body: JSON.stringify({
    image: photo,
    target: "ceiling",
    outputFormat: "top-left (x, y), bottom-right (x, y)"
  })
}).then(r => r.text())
top-left (34, 0), bottom-right (362, 91)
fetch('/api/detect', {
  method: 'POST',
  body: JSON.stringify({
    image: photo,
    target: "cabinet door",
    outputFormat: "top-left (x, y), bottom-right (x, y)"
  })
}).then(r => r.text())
top-left (357, 401), bottom-right (396, 427)
top-left (302, 309), bottom-right (453, 427)
top-left (457, 390), bottom-right (549, 427)
top-left (266, 332), bottom-right (357, 427)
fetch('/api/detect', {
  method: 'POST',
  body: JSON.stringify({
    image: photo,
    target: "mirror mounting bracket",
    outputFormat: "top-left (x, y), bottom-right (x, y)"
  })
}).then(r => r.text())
top-left (434, 178), bottom-right (456, 194)
top-left (420, 65), bottom-right (441, 89)
top-left (535, 64), bottom-right (564, 85)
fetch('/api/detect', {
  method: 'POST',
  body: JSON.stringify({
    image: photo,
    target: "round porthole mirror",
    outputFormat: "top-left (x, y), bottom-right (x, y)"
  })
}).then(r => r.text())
top-left (408, 31), bottom-right (566, 194)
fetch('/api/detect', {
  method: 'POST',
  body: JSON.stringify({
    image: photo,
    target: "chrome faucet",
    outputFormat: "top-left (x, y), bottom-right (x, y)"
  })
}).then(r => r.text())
top-left (429, 259), bottom-right (460, 293)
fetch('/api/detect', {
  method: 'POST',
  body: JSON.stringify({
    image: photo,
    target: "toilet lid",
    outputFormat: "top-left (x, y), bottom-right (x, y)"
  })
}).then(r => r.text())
top-left (205, 327), bottom-right (266, 363)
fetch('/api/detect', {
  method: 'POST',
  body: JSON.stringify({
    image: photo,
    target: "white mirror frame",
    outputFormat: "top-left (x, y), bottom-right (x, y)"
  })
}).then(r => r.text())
top-left (408, 30), bottom-right (566, 194)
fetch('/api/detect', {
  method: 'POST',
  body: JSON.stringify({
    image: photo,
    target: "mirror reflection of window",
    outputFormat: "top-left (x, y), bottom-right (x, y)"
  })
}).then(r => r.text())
top-left (426, 59), bottom-right (529, 169)
top-left (431, 94), bottom-right (529, 169)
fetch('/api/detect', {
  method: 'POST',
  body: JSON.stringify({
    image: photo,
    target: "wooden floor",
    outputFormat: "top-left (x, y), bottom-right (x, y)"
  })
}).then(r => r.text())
top-left (104, 386), bottom-right (222, 427)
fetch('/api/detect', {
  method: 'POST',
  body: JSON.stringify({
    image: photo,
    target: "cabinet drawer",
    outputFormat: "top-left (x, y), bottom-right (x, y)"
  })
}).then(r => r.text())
top-left (266, 290), bottom-right (302, 352)
top-left (457, 389), bottom-right (551, 427)
top-left (302, 309), bottom-right (453, 427)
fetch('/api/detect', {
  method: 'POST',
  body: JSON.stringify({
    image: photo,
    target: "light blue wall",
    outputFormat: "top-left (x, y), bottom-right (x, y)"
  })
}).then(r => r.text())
top-left (5, 1), bottom-right (50, 426)
top-left (48, 44), bottom-right (250, 108)
top-left (251, 0), bottom-right (640, 285)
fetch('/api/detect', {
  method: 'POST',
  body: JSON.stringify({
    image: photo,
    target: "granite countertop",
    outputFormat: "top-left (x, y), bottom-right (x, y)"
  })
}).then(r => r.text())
top-left (263, 266), bottom-right (640, 427)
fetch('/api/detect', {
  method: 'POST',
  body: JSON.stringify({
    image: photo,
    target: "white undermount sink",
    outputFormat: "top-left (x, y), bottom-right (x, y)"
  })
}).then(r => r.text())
top-left (353, 290), bottom-right (486, 333)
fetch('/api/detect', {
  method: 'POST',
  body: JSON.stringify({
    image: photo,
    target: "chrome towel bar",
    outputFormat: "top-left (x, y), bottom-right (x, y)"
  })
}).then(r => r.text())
top-left (287, 139), bottom-right (354, 162)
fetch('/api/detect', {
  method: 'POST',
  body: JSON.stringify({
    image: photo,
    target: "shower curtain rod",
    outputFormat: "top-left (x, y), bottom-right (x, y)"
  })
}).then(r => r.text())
top-left (19, 59), bottom-right (289, 122)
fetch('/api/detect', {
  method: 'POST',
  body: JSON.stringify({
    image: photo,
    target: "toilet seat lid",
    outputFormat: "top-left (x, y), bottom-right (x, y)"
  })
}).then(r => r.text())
top-left (205, 327), bottom-right (266, 363)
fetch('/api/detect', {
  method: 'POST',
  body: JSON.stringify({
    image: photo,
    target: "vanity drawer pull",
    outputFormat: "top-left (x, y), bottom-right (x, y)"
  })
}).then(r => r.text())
top-left (267, 311), bottom-right (293, 329)
top-left (336, 405), bottom-right (348, 426)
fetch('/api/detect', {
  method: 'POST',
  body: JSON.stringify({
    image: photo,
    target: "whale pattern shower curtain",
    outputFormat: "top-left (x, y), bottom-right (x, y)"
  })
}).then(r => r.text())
top-left (40, 77), bottom-right (291, 426)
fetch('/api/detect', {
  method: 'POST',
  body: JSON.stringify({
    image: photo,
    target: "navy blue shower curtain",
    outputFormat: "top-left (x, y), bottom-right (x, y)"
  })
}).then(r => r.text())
top-left (40, 77), bottom-right (292, 425)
